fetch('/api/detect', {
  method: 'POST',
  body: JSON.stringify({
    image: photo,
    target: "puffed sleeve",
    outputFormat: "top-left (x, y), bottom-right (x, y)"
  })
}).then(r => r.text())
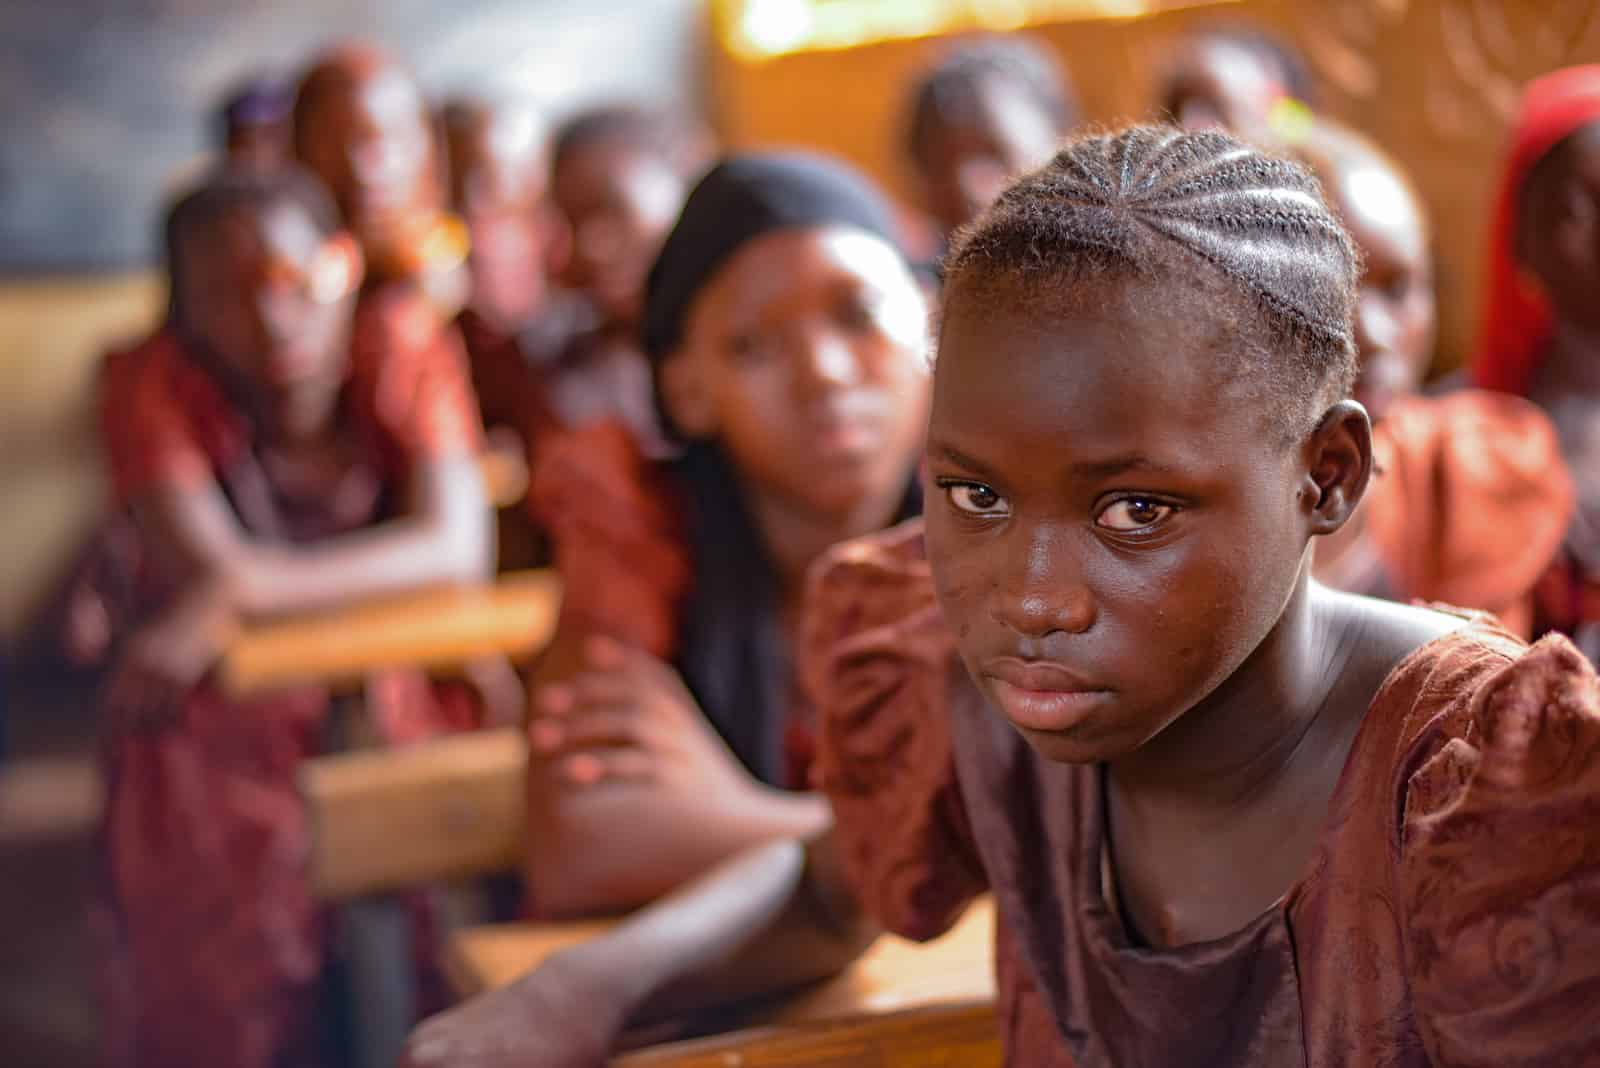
top-left (99, 334), bottom-right (218, 504)
top-left (1366, 392), bottom-right (1573, 632)
top-left (1399, 634), bottom-right (1600, 1066)
top-left (349, 288), bottom-right (484, 469)
top-left (526, 419), bottom-right (691, 659)
top-left (803, 519), bottom-right (989, 942)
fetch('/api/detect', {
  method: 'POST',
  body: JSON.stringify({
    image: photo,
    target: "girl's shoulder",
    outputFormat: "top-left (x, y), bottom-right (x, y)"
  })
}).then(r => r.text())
top-left (1356, 611), bottom-right (1600, 1063)
top-left (801, 517), bottom-right (988, 941)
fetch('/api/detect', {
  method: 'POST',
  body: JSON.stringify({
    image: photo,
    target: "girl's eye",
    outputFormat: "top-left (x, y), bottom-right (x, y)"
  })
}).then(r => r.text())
top-left (1096, 498), bottom-right (1174, 533)
top-left (942, 481), bottom-right (1010, 517)
top-left (728, 331), bottom-right (778, 365)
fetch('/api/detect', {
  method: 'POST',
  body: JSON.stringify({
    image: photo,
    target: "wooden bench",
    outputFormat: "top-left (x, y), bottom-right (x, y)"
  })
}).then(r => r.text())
top-left (224, 570), bottom-right (556, 1068)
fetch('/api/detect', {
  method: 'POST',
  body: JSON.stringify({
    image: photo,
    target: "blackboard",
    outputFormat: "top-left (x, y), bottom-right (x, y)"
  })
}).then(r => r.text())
top-left (0, 0), bottom-right (700, 272)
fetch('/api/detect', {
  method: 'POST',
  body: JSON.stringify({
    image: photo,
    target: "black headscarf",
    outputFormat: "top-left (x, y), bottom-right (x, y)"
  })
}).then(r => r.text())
top-left (643, 152), bottom-right (903, 363)
top-left (641, 152), bottom-right (920, 785)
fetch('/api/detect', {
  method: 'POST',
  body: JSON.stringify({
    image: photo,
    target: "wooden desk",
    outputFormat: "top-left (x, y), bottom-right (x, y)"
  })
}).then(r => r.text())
top-left (220, 569), bottom-right (560, 698)
top-left (614, 1000), bottom-right (1001, 1068)
top-left (449, 897), bottom-right (997, 1033)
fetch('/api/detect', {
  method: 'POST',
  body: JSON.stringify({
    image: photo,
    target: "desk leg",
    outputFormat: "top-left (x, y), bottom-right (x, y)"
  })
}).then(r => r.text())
top-left (323, 693), bottom-right (417, 1068)
top-left (336, 894), bottom-right (418, 1068)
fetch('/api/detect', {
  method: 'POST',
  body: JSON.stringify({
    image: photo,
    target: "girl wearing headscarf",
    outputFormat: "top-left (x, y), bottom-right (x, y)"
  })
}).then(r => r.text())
top-left (522, 153), bottom-right (931, 918)
top-left (1472, 66), bottom-right (1600, 655)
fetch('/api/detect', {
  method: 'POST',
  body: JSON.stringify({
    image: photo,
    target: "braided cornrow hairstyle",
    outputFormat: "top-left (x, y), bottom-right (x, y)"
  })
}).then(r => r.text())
top-left (943, 124), bottom-right (1360, 436)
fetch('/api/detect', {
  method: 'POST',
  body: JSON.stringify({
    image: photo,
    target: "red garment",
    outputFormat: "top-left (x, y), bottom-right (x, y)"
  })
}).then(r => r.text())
top-left (526, 420), bottom-right (692, 659)
top-left (96, 296), bottom-right (484, 1068)
top-left (1362, 391), bottom-right (1573, 634)
top-left (806, 520), bottom-right (1600, 1067)
top-left (1471, 66), bottom-right (1600, 396)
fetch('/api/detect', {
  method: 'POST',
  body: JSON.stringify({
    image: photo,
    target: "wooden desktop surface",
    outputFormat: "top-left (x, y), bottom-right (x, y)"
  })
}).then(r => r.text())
top-left (450, 896), bottom-right (997, 1043)
top-left (220, 569), bottom-right (560, 697)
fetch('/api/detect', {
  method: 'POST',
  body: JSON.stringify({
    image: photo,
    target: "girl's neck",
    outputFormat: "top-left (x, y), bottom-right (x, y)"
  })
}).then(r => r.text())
top-left (1107, 571), bottom-right (1353, 814)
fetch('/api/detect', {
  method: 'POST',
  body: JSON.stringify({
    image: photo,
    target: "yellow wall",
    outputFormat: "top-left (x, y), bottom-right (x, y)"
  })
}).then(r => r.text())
top-left (0, 274), bottom-right (162, 639)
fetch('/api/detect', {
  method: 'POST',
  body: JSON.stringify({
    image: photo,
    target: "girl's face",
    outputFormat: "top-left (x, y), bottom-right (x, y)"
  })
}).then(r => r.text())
top-left (554, 141), bottom-right (688, 324)
top-left (925, 275), bottom-right (1322, 766)
top-left (665, 226), bottom-right (930, 521)
top-left (299, 67), bottom-right (439, 241)
top-left (1161, 39), bottom-right (1282, 137)
top-left (449, 113), bottom-right (559, 329)
top-left (1327, 154), bottom-right (1433, 423)
top-left (181, 203), bottom-right (362, 431)
top-left (917, 76), bottom-right (1062, 236)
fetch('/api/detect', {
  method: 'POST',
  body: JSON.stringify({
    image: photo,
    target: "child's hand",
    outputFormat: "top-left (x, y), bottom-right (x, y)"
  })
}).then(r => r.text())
top-left (103, 583), bottom-right (238, 732)
top-left (401, 949), bottom-right (623, 1068)
top-left (529, 636), bottom-right (755, 795)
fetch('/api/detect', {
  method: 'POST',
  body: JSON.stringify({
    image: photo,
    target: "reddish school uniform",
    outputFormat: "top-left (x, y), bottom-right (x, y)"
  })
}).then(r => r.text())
top-left (96, 293), bottom-right (484, 1068)
top-left (805, 519), bottom-right (1600, 1067)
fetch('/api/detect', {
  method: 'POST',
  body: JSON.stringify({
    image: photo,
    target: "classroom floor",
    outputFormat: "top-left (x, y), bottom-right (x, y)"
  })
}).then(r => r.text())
top-left (1, 675), bottom-right (102, 1068)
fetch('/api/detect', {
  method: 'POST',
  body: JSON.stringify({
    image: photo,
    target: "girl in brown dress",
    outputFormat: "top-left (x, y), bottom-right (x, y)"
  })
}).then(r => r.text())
top-left (407, 128), bottom-right (1600, 1068)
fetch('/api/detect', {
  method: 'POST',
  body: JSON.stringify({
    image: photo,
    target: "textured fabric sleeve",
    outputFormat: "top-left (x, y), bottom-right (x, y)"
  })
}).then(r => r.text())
top-left (1366, 392), bottom-right (1573, 630)
top-left (350, 288), bottom-right (484, 469)
top-left (1400, 634), bottom-right (1600, 1067)
top-left (526, 420), bottom-right (691, 659)
top-left (803, 520), bottom-right (989, 942)
top-left (99, 337), bottom-right (214, 503)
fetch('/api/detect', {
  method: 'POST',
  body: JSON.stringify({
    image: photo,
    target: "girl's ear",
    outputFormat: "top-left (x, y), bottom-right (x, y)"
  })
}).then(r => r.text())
top-left (1301, 399), bottom-right (1373, 535)
top-left (658, 348), bottom-right (716, 439)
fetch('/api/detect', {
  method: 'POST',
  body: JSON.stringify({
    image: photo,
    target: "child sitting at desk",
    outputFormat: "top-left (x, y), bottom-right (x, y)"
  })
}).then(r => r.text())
top-left (407, 126), bottom-right (1600, 1068)
top-left (1292, 121), bottom-right (1572, 633)
top-left (902, 35), bottom-right (1079, 257)
top-left (538, 104), bottom-right (710, 456)
top-left (521, 153), bottom-right (931, 919)
top-left (293, 42), bottom-right (471, 325)
top-left (1474, 66), bottom-right (1600, 657)
top-left (97, 168), bottom-right (492, 1068)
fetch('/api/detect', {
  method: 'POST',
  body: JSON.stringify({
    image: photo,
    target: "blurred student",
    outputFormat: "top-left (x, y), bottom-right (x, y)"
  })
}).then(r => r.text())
top-left (903, 35), bottom-right (1078, 259)
top-left (97, 169), bottom-right (492, 1068)
top-left (1473, 66), bottom-right (1600, 657)
top-left (294, 42), bottom-right (470, 323)
top-left (521, 153), bottom-right (930, 918)
top-left (217, 76), bottom-right (293, 172)
top-left (1157, 22), bottom-right (1316, 141)
top-left (537, 104), bottom-right (710, 455)
top-left (1292, 121), bottom-right (1571, 634)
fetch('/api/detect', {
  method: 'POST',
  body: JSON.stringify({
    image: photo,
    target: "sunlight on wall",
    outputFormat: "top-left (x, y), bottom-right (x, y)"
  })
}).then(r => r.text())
top-left (715, 0), bottom-right (1235, 59)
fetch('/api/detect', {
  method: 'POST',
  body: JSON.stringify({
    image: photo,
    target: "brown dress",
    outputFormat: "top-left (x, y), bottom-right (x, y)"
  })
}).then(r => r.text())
top-left (805, 519), bottom-right (1600, 1068)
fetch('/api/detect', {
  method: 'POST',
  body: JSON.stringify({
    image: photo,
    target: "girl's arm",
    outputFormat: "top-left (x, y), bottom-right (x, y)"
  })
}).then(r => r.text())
top-left (403, 833), bottom-right (874, 1068)
top-left (131, 452), bottom-right (492, 619)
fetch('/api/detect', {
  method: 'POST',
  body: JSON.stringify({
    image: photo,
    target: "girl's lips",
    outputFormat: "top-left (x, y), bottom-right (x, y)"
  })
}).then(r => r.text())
top-left (983, 658), bottom-right (1111, 733)
top-left (988, 678), bottom-right (1112, 733)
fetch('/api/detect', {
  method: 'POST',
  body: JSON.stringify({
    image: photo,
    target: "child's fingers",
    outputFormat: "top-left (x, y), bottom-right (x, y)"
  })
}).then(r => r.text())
top-left (562, 748), bottom-right (654, 787)
top-left (582, 634), bottom-right (628, 670)
top-left (534, 683), bottom-right (575, 716)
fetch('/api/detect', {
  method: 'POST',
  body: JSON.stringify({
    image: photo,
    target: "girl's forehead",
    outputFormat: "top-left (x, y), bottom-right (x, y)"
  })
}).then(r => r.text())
top-left (932, 278), bottom-right (1282, 451)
